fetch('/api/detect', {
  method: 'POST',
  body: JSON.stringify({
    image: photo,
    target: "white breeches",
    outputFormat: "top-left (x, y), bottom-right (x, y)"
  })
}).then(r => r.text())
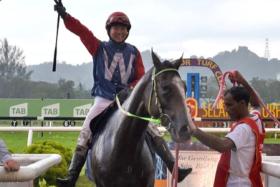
top-left (77, 96), bottom-right (114, 147)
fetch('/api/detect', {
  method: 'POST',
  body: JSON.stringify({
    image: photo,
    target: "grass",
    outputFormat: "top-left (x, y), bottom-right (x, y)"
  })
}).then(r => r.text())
top-left (0, 131), bottom-right (80, 153)
top-left (1, 131), bottom-right (280, 156)
top-left (1, 130), bottom-right (280, 187)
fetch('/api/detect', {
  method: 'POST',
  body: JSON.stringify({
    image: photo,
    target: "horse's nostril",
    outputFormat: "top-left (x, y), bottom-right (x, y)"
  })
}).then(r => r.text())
top-left (178, 126), bottom-right (189, 136)
top-left (180, 126), bottom-right (189, 133)
top-left (177, 125), bottom-right (191, 140)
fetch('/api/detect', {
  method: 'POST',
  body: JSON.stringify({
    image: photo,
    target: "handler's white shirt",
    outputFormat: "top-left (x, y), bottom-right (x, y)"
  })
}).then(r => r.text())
top-left (225, 113), bottom-right (263, 187)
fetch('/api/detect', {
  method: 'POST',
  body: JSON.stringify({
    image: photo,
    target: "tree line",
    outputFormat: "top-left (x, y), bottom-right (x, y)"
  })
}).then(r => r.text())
top-left (0, 38), bottom-right (90, 99)
top-left (1, 38), bottom-right (280, 102)
top-left (203, 76), bottom-right (280, 103)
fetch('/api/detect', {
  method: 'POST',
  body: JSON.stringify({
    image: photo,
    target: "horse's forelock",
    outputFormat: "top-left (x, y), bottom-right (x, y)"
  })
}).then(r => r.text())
top-left (154, 60), bottom-right (178, 72)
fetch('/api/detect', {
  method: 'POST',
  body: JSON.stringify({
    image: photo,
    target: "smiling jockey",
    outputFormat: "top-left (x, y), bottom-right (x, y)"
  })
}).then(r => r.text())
top-left (54, 2), bottom-right (191, 187)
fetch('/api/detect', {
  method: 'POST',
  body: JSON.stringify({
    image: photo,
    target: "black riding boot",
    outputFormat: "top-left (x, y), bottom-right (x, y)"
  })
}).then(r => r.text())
top-left (152, 136), bottom-right (192, 183)
top-left (56, 145), bottom-right (88, 187)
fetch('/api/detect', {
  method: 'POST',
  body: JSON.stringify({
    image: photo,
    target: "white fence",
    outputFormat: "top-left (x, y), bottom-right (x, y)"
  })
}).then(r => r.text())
top-left (0, 154), bottom-right (61, 187)
top-left (1, 126), bottom-right (280, 185)
top-left (0, 154), bottom-right (61, 182)
top-left (1, 127), bottom-right (280, 146)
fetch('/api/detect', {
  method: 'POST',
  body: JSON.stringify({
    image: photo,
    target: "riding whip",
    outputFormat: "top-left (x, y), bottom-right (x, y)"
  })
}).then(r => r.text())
top-left (52, 0), bottom-right (62, 72)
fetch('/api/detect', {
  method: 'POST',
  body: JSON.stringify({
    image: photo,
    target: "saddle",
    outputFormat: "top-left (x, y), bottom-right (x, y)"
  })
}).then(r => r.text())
top-left (89, 88), bottom-right (132, 140)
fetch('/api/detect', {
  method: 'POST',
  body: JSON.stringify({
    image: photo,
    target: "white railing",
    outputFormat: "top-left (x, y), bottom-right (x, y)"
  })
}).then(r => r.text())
top-left (262, 157), bottom-right (280, 179)
top-left (1, 126), bottom-right (280, 181)
top-left (1, 126), bottom-right (280, 146)
top-left (0, 154), bottom-right (61, 182)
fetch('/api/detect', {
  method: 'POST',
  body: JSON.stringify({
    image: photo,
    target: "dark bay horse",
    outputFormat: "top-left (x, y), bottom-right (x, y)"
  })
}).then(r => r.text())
top-left (90, 51), bottom-right (192, 187)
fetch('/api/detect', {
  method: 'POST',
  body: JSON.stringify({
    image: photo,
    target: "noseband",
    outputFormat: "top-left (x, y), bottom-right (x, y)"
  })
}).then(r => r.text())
top-left (148, 68), bottom-right (179, 130)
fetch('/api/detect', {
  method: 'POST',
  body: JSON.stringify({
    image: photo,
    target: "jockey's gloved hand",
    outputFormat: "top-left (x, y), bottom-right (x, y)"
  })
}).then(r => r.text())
top-left (117, 88), bottom-right (132, 104)
top-left (54, 1), bottom-right (67, 18)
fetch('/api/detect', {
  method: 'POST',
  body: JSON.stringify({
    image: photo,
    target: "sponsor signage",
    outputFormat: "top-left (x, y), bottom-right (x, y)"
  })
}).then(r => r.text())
top-left (9, 103), bottom-right (28, 117)
top-left (41, 103), bottom-right (60, 117)
top-left (73, 104), bottom-right (91, 117)
top-left (167, 151), bottom-right (220, 187)
top-left (186, 98), bottom-right (198, 118)
top-left (182, 59), bottom-right (223, 84)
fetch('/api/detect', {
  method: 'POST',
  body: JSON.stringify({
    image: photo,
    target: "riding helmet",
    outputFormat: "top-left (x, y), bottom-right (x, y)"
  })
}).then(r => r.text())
top-left (105, 12), bottom-right (131, 32)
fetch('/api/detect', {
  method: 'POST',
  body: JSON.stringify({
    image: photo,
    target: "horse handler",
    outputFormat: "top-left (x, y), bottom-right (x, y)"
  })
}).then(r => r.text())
top-left (54, 2), bottom-right (191, 186)
top-left (188, 70), bottom-right (265, 187)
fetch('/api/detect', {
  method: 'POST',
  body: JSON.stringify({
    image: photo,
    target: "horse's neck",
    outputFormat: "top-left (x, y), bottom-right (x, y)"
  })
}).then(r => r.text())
top-left (121, 83), bottom-right (149, 136)
top-left (112, 76), bottom-right (151, 154)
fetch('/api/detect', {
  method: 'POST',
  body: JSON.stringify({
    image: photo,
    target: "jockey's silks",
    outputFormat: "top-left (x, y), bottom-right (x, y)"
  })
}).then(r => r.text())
top-left (92, 40), bottom-right (138, 100)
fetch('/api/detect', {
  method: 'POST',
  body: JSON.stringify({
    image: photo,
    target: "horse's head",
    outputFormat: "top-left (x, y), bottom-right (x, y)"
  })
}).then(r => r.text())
top-left (144, 50), bottom-right (192, 142)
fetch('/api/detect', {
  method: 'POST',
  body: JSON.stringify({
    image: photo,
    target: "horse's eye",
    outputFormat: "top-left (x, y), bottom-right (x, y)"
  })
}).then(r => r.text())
top-left (162, 86), bottom-right (172, 96)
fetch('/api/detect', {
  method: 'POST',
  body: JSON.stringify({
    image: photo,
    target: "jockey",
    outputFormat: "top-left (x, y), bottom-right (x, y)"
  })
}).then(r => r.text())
top-left (54, 2), bottom-right (191, 186)
top-left (188, 71), bottom-right (265, 187)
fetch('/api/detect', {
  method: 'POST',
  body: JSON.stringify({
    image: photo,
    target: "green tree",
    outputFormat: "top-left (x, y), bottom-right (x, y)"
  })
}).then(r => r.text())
top-left (266, 79), bottom-right (280, 103)
top-left (25, 140), bottom-right (72, 186)
top-left (250, 77), bottom-right (269, 102)
top-left (0, 38), bottom-right (33, 80)
top-left (58, 79), bottom-right (75, 98)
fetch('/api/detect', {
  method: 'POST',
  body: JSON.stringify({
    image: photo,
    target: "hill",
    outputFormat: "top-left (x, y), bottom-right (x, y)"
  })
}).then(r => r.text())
top-left (27, 46), bottom-right (280, 89)
top-left (213, 46), bottom-right (280, 80)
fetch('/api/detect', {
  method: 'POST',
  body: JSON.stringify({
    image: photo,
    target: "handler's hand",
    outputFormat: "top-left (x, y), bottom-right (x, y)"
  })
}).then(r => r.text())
top-left (228, 70), bottom-right (247, 86)
top-left (4, 159), bottom-right (20, 172)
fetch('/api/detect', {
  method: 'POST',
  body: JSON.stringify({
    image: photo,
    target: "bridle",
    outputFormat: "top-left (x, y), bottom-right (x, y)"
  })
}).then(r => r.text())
top-left (148, 67), bottom-right (182, 187)
top-left (116, 67), bottom-right (180, 128)
top-left (147, 67), bottom-right (180, 130)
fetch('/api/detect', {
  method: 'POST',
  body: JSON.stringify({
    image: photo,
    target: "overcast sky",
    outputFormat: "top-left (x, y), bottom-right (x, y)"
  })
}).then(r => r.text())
top-left (1, 0), bottom-right (280, 65)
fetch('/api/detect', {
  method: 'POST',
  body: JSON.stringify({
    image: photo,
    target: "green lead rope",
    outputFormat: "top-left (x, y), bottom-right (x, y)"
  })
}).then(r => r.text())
top-left (115, 95), bottom-right (161, 125)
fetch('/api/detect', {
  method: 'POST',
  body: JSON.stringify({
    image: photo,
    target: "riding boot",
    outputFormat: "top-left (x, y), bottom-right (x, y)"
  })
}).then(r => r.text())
top-left (151, 134), bottom-right (192, 183)
top-left (56, 145), bottom-right (88, 187)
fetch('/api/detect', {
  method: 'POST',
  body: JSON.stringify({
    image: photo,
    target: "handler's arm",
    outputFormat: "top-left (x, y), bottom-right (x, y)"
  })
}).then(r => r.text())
top-left (192, 128), bottom-right (235, 153)
top-left (230, 71), bottom-right (261, 108)
top-left (186, 105), bottom-right (235, 153)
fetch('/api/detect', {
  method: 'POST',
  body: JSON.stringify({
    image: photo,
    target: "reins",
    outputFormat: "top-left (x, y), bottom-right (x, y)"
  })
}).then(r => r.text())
top-left (170, 143), bottom-right (180, 187)
top-left (115, 95), bottom-right (161, 125)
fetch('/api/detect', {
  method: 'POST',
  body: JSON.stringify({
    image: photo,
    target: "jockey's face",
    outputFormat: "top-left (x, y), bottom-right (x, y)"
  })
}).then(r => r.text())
top-left (109, 25), bottom-right (129, 43)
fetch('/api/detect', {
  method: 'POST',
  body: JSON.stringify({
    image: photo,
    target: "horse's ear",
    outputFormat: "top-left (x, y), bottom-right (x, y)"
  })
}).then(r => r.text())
top-left (173, 53), bottom-right (183, 69)
top-left (151, 49), bottom-right (161, 69)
